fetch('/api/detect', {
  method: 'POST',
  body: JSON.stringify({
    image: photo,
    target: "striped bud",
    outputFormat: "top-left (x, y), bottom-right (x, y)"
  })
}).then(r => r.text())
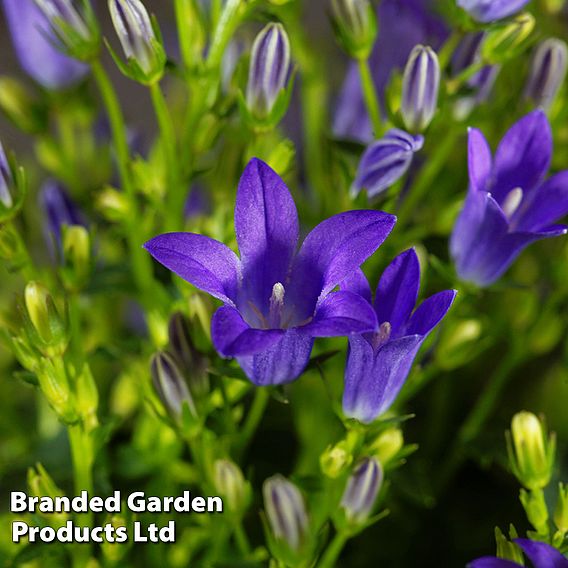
top-left (109, 0), bottom-right (165, 82)
top-left (524, 38), bottom-right (568, 110)
top-left (214, 459), bottom-right (249, 513)
top-left (340, 457), bottom-right (383, 524)
top-left (401, 45), bottom-right (440, 132)
top-left (0, 142), bottom-right (14, 210)
top-left (263, 475), bottom-right (309, 552)
top-left (351, 129), bottom-right (424, 198)
top-left (246, 23), bottom-right (291, 120)
top-left (151, 352), bottom-right (196, 421)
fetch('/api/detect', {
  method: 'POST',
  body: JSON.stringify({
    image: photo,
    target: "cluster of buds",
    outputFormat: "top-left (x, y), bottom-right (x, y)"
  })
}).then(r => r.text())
top-left (263, 475), bottom-right (311, 564)
top-left (506, 411), bottom-right (556, 491)
top-left (34, 0), bottom-right (101, 62)
top-left (401, 45), bottom-right (440, 132)
top-left (108, 0), bottom-right (167, 85)
top-left (0, 142), bottom-right (26, 222)
top-left (482, 13), bottom-right (535, 64)
top-left (330, 0), bottom-right (377, 60)
top-left (243, 23), bottom-right (293, 129)
top-left (525, 38), bottom-right (568, 110)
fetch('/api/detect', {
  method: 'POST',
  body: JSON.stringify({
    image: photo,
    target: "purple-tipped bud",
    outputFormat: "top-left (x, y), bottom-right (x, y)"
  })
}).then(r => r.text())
top-left (40, 180), bottom-right (84, 250)
top-left (331, 0), bottom-right (377, 59)
top-left (167, 312), bottom-right (209, 398)
top-left (340, 457), bottom-right (383, 524)
top-left (246, 23), bottom-right (291, 119)
top-left (457, 0), bottom-right (530, 23)
top-left (1, 0), bottom-right (88, 89)
top-left (0, 142), bottom-right (14, 209)
top-left (151, 351), bottom-right (196, 421)
top-left (35, 0), bottom-right (91, 40)
top-left (109, 0), bottom-right (163, 78)
top-left (401, 45), bottom-right (440, 132)
top-left (352, 129), bottom-right (424, 198)
top-left (263, 475), bottom-right (309, 552)
top-left (525, 38), bottom-right (568, 110)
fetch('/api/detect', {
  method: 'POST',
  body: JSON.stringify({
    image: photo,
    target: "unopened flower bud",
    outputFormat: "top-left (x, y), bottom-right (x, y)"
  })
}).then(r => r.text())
top-left (320, 441), bottom-right (353, 478)
top-left (524, 38), bottom-right (568, 110)
top-left (246, 23), bottom-right (291, 122)
top-left (507, 411), bottom-right (556, 490)
top-left (482, 13), bottom-right (535, 64)
top-left (0, 142), bottom-right (26, 222)
top-left (35, 0), bottom-right (100, 61)
top-left (0, 142), bottom-right (14, 210)
top-left (330, 0), bottom-right (377, 59)
top-left (0, 77), bottom-right (47, 133)
top-left (168, 312), bottom-right (209, 398)
top-left (370, 428), bottom-right (404, 465)
top-left (214, 459), bottom-right (250, 514)
top-left (401, 45), bottom-right (440, 132)
top-left (36, 357), bottom-right (77, 422)
top-left (151, 352), bottom-right (196, 421)
top-left (263, 475), bottom-right (309, 553)
top-left (28, 464), bottom-right (68, 527)
top-left (24, 281), bottom-right (68, 356)
top-left (340, 457), bottom-right (383, 525)
top-left (61, 225), bottom-right (91, 291)
top-left (108, 0), bottom-right (166, 84)
top-left (351, 129), bottom-right (424, 198)
top-left (75, 364), bottom-right (99, 429)
top-left (554, 483), bottom-right (568, 533)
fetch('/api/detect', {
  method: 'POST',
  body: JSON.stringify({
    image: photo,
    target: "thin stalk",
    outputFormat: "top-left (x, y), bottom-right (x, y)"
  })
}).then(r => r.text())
top-left (318, 531), bottom-right (349, 568)
top-left (174, 0), bottom-right (201, 71)
top-left (234, 388), bottom-right (269, 458)
top-left (234, 522), bottom-right (251, 555)
top-left (357, 57), bottom-right (383, 137)
top-left (150, 82), bottom-right (184, 231)
top-left (91, 61), bottom-right (153, 302)
top-left (397, 128), bottom-right (460, 228)
top-left (68, 424), bottom-right (94, 526)
top-left (437, 343), bottom-right (525, 491)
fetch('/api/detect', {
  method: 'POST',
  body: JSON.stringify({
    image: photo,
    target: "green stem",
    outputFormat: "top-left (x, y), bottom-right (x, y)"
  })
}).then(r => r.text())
top-left (357, 57), bottom-right (383, 137)
top-left (318, 531), bottom-right (349, 568)
top-left (174, 0), bottom-right (202, 71)
top-left (397, 128), bottom-right (460, 228)
top-left (91, 61), bottom-right (153, 302)
top-left (68, 424), bottom-right (94, 526)
top-left (437, 343), bottom-right (525, 491)
top-left (234, 388), bottom-right (269, 458)
top-left (150, 82), bottom-right (184, 231)
top-left (234, 522), bottom-right (251, 555)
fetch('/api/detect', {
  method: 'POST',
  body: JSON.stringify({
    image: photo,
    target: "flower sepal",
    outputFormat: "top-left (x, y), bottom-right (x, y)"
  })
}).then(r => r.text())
top-left (482, 13), bottom-right (535, 64)
top-left (330, 0), bottom-right (377, 60)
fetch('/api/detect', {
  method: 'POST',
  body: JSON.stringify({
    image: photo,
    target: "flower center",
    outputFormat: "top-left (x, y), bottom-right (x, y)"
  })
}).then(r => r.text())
top-left (268, 282), bottom-right (286, 328)
top-left (371, 321), bottom-right (392, 350)
top-left (502, 187), bottom-right (524, 220)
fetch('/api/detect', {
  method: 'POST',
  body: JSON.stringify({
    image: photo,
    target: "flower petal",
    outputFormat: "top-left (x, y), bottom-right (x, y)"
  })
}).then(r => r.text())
top-left (374, 249), bottom-right (420, 336)
top-left (237, 330), bottom-right (314, 386)
top-left (406, 290), bottom-right (457, 336)
top-left (211, 306), bottom-right (284, 357)
top-left (466, 558), bottom-right (521, 568)
top-left (514, 171), bottom-right (568, 232)
top-left (144, 233), bottom-right (241, 306)
top-left (288, 211), bottom-right (396, 321)
top-left (458, 0), bottom-right (530, 23)
top-left (343, 335), bottom-right (423, 424)
top-left (235, 158), bottom-right (299, 315)
top-left (468, 127), bottom-right (493, 192)
top-left (514, 539), bottom-right (568, 568)
top-left (340, 268), bottom-right (373, 305)
top-left (492, 110), bottom-right (552, 203)
top-left (300, 291), bottom-right (377, 337)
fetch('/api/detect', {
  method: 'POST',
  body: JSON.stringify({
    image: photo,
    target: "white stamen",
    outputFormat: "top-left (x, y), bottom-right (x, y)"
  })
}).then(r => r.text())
top-left (502, 187), bottom-right (524, 219)
top-left (268, 282), bottom-right (286, 328)
top-left (372, 321), bottom-right (392, 350)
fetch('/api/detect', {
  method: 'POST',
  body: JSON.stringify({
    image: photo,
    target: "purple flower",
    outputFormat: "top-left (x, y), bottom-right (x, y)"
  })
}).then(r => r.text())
top-left (451, 111), bottom-right (568, 287)
top-left (457, 0), bottom-right (531, 23)
top-left (352, 129), bottom-right (424, 199)
top-left (334, 0), bottom-right (447, 142)
top-left (468, 538), bottom-right (568, 568)
top-left (341, 249), bottom-right (456, 423)
top-left (1, 0), bottom-right (88, 89)
top-left (145, 158), bottom-right (396, 386)
top-left (40, 180), bottom-right (85, 251)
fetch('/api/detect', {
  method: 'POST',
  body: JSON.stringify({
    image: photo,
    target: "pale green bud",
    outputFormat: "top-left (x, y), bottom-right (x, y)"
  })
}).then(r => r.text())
top-left (320, 441), bottom-right (353, 478)
top-left (482, 14), bottom-right (535, 64)
top-left (214, 459), bottom-right (250, 514)
top-left (554, 483), bottom-right (568, 533)
top-left (370, 427), bottom-right (404, 466)
top-left (62, 225), bottom-right (92, 291)
top-left (507, 411), bottom-right (556, 490)
top-left (36, 358), bottom-right (77, 423)
top-left (330, 0), bottom-right (377, 60)
top-left (28, 464), bottom-right (68, 527)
